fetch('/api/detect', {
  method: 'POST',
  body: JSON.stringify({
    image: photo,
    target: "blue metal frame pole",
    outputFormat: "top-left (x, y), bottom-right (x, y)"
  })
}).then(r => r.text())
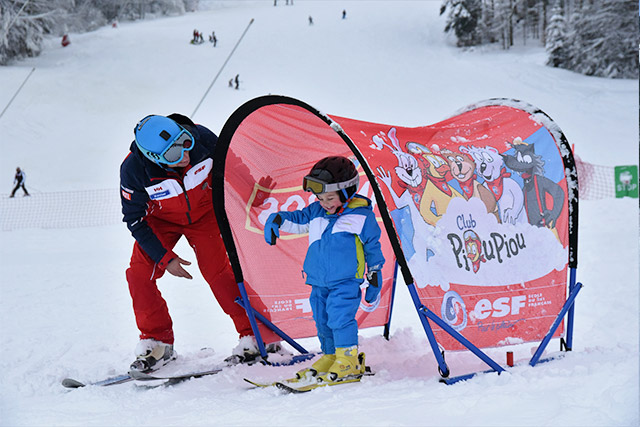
top-left (565, 268), bottom-right (577, 350)
top-left (407, 284), bottom-right (449, 376)
top-left (235, 282), bottom-right (267, 358)
top-left (420, 307), bottom-right (505, 374)
top-left (530, 281), bottom-right (583, 366)
top-left (247, 303), bottom-right (309, 354)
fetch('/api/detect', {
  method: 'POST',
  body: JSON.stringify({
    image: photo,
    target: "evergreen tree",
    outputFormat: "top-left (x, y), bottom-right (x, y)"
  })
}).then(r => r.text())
top-left (492, 0), bottom-right (517, 49)
top-left (440, 0), bottom-right (484, 47)
top-left (545, 1), bottom-right (567, 67)
top-left (564, 0), bottom-right (638, 78)
top-left (0, 0), bottom-right (190, 65)
top-left (0, 0), bottom-right (67, 65)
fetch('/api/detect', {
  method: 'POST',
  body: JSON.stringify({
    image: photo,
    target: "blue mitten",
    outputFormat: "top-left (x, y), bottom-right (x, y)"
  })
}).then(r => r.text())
top-left (364, 270), bottom-right (381, 303)
top-left (264, 213), bottom-right (282, 245)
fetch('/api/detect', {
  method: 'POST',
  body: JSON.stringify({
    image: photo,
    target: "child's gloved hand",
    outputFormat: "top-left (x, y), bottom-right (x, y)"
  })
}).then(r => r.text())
top-left (364, 270), bottom-right (381, 303)
top-left (263, 213), bottom-right (282, 245)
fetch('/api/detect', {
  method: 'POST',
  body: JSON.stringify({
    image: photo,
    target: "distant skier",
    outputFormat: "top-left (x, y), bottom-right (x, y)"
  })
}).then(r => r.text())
top-left (210, 31), bottom-right (217, 47)
top-left (234, 74), bottom-right (240, 90)
top-left (342, 10), bottom-right (347, 19)
top-left (10, 167), bottom-right (29, 197)
top-left (264, 156), bottom-right (384, 382)
top-left (228, 78), bottom-right (233, 88)
top-left (308, 16), bottom-right (313, 25)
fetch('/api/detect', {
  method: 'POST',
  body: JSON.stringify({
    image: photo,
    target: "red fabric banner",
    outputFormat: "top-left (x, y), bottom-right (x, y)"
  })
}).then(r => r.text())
top-left (331, 103), bottom-right (569, 350)
top-left (222, 104), bottom-right (396, 344)
top-left (221, 99), bottom-right (569, 350)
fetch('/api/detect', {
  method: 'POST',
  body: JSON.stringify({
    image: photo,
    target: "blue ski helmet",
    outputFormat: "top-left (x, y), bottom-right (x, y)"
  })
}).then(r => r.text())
top-left (134, 115), bottom-right (195, 165)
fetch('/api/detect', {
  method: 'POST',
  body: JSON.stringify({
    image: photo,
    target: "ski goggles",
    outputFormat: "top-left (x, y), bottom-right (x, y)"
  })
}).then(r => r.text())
top-left (142, 129), bottom-right (195, 165)
top-left (160, 130), bottom-right (194, 165)
top-left (302, 174), bottom-right (359, 195)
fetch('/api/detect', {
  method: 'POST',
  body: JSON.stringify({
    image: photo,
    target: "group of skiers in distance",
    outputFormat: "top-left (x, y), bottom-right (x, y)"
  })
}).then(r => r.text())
top-left (191, 29), bottom-right (216, 46)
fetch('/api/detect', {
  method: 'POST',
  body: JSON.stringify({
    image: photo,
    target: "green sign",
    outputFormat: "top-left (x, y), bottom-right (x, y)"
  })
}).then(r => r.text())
top-left (614, 165), bottom-right (639, 198)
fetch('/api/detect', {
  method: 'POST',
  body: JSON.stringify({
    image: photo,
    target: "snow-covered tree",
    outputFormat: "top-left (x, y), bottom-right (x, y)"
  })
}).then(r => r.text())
top-left (0, 0), bottom-right (193, 65)
top-left (0, 0), bottom-right (70, 65)
top-left (564, 0), bottom-right (639, 78)
top-left (441, 0), bottom-right (638, 78)
top-left (545, 1), bottom-right (567, 67)
top-left (440, 0), bottom-right (484, 47)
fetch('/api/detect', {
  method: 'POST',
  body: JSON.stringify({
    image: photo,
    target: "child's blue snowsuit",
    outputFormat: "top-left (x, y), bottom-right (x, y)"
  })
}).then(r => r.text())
top-left (275, 194), bottom-right (385, 354)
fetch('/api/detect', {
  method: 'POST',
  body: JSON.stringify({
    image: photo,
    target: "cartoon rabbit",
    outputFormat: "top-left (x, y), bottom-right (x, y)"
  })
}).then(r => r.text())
top-left (373, 128), bottom-right (436, 288)
top-left (372, 128), bottom-right (424, 197)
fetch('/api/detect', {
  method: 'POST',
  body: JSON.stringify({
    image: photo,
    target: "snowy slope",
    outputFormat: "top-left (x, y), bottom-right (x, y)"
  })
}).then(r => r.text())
top-left (0, 1), bottom-right (638, 426)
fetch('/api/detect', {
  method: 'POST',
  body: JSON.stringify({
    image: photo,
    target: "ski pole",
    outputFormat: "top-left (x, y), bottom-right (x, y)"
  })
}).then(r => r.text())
top-left (0, 67), bottom-right (35, 120)
top-left (191, 18), bottom-right (254, 118)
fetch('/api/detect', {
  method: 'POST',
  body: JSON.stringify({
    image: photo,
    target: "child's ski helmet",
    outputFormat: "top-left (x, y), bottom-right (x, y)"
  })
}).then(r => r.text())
top-left (303, 156), bottom-right (359, 202)
top-left (134, 115), bottom-right (194, 165)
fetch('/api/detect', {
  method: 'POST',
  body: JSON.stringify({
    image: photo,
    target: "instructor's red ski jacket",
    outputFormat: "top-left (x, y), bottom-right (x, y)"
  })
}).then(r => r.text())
top-left (119, 114), bottom-right (217, 270)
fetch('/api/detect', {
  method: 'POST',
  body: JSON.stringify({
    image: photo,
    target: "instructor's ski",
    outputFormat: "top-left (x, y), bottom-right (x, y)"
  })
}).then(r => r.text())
top-left (129, 367), bottom-right (224, 384)
top-left (62, 373), bottom-right (134, 388)
top-left (62, 352), bottom-right (313, 389)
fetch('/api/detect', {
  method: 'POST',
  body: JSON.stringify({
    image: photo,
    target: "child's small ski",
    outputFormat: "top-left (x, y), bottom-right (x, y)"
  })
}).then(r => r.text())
top-left (244, 378), bottom-right (277, 388)
top-left (274, 373), bottom-right (366, 393)
top-left (245, 365), bottom-right (374, 393)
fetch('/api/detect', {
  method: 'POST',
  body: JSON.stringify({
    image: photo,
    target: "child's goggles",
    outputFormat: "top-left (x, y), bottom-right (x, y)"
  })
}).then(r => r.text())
top-left (302, 174), bottom-right (359, 195)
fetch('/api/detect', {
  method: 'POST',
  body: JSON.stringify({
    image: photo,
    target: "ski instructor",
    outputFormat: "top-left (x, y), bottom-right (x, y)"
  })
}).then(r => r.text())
top-left (120, 113), bottom-right (261, 372)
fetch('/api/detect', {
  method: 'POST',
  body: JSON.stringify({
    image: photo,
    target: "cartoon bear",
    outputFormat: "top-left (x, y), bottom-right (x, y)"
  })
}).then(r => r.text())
top-left (442, 148), bottom-right (499, 220)
top-left (461, 145), bottom-right (526, 225)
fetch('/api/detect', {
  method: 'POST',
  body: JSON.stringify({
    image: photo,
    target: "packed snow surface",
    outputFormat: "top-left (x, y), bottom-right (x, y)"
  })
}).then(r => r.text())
top-left (1, 1), bottom-right (637, 426)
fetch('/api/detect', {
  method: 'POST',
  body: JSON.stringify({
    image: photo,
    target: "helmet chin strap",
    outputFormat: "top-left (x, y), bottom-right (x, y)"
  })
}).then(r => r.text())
top-left (338, 188), bottom-right (354, 213)
top-left (325, 189), bottom-right (354, 216)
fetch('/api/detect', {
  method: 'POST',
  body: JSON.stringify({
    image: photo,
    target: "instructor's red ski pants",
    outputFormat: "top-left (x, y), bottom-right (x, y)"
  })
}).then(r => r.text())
top-left (126, 210), bottom-right (252, 344)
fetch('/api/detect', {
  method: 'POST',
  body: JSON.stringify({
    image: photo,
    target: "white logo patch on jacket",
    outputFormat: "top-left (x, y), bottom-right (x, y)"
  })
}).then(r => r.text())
top-left (144, 159), bottom-right (212, 200)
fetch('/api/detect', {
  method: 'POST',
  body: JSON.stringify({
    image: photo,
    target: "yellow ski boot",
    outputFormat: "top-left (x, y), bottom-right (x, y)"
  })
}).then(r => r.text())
top-left (324, 346), bottom-right (365, 382)
top-left (295, 353), bottom-right (336, 380)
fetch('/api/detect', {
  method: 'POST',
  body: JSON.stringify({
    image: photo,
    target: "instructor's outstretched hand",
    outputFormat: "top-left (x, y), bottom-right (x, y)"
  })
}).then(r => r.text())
top-left (166, 256), bottom-right (193, 279)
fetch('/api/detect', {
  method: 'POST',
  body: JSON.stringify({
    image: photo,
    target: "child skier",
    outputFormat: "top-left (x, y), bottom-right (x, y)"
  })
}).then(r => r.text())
top-left (263, 156), bottom-right (384, 382)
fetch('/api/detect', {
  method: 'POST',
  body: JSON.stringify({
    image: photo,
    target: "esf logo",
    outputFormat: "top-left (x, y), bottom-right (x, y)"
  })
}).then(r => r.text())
top-left (441, 291), bottom-right (467, 331)
top-left (442, 293), bottom-right (528, 332)
top-left (473, 295), bottom-right (527, 320)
